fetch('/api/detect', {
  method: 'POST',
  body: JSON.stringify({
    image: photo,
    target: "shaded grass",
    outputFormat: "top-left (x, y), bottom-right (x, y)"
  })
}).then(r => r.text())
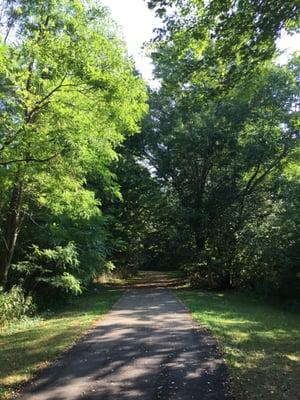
top-left (176, 289), bottom-right (300, 400)
top-left (0, 287), bottom-right (122, 399)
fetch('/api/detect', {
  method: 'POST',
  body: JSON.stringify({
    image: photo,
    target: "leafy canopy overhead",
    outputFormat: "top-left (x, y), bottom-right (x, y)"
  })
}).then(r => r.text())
top-left (148, 0), bottom-right (300, 89)
top-left (0, 0), bottom-right (148, 218)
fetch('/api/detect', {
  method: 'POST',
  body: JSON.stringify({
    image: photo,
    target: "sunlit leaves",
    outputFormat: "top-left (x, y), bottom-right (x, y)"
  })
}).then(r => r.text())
top-left (0, 0), bottom-right (147, 216)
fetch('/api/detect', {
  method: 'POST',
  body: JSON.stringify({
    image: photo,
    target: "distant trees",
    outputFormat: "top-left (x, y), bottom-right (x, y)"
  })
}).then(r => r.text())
top-left (121, 0), bottom-right (300, 294)
top-left (104, 133), bottom-right (193, 274)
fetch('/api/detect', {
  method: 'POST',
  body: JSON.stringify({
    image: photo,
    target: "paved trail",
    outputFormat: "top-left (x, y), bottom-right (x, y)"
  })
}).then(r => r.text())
top-left (18, 274), bottom-right (230, 400)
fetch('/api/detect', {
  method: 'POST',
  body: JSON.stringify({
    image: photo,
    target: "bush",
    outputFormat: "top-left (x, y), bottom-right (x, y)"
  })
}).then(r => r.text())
top-left (13, 242), bottom-right (82, 297)
top-left (184, 258), bottom-right (232, 290)
top-left (0, 286), bottom-right (35, 326)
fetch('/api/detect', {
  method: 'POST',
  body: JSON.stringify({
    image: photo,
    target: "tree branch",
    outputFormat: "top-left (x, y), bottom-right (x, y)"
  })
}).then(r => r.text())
top-left (26, 74), bottom-right (68, 122)
top-left (0, 153), bottom-right (60, 166)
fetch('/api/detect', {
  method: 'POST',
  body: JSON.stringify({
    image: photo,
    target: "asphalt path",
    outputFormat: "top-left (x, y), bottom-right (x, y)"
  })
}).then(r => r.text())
top-left (17, 276), bottom-right (231, 400)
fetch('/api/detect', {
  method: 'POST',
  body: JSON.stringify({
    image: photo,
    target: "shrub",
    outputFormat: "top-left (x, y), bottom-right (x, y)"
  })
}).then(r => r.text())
top-left (0, 286), bottom-right (35, 326)
top-left (13, 242), bottom-right (82, 297)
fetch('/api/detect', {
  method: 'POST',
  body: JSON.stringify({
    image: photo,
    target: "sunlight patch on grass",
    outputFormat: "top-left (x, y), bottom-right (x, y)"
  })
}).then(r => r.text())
top-left (286, 354), bottom-right (300, 362)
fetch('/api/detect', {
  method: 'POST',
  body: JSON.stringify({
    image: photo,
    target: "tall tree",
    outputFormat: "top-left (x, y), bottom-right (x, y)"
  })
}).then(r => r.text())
top-left (0, 0), bottom-right (147, 286)
top-left (144, 60), bottom-right (299, 268)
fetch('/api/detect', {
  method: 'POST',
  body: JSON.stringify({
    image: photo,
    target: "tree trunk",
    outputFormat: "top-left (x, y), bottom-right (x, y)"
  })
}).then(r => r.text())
top-left (193, 226), bottom-right (206, 253)
top-left (0, 182), bottom-right (23, 288)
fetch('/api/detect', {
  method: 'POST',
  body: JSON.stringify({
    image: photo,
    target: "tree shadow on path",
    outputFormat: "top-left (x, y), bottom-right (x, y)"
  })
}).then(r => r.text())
top-left (16, 274), bottom-right (231, 400)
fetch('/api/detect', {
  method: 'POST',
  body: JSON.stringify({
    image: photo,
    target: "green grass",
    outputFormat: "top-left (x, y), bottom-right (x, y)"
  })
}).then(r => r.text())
top-left (176, 289), bottom-right (300, 400)
top-left (0, 287), bottom-right (122, 399)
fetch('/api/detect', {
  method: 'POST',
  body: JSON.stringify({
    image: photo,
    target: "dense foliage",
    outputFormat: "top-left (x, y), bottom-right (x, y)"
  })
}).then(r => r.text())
top-left (0, 285), bottom-right (35, 325)
top-left (105, 0), bottom-right (300, 297)
top-left (0, 0), bottom-right (299, 316)
top-left (0, 0), bottom-right (147, 301)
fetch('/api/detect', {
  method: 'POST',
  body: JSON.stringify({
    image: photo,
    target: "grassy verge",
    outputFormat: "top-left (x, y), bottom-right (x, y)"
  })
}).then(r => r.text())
top-left (0, 287), bottom-right (122, 399)
top-left (176, 289), bottom-right (300, 400)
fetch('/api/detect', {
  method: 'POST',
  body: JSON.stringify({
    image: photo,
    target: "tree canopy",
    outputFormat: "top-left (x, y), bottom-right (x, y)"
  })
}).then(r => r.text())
top-left (0, 0), bottom-right (299, 302)
top-left (0, 0), bottom-right (147, 290)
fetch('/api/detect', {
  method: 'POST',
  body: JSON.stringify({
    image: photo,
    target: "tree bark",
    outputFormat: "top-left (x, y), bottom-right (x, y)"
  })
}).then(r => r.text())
top-left (193, 226), bottom-right (206, 253)
top-left (0, 182), bottom-right (23, 287)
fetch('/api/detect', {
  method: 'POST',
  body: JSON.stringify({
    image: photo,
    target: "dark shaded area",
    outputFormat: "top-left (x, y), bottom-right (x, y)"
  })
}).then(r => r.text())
top-left (120, 271), bottom-right (186, 290)
top-left (17, 287), bottom-right (231, 400)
